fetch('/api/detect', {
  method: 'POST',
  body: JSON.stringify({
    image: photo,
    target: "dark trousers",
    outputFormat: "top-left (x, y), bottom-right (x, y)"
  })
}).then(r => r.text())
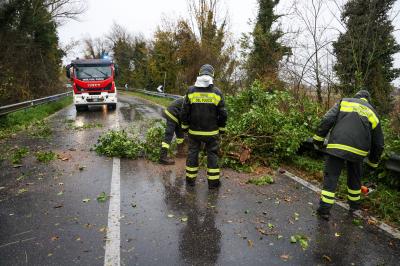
top-left (320, 155), bottom-right (362, 209)
top-left (162, 119), bottom-right (184, 149)
top-left (185, 135), bottom-right (220, 183)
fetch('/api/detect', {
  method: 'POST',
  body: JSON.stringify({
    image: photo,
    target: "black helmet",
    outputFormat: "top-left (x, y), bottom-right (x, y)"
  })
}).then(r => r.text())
top-left (354, 90), bottom-right (371, 102)
top-left (199, 64), bottom-right (215, 78)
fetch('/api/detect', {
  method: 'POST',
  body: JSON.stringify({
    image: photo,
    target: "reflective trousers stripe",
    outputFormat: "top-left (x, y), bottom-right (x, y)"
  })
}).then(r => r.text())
top-left (162, 142), bottom-right (170, 149)
top-left (347, 187), bottom-right (361, 194)
top-left (321, 190), bottom-right (335, 198)
top-left (321, 190), bottom-right (335, 204)
top-left (207, 168), bottom-right (220, 173)
top-left (176, 138), bottom-right (184, 144)
top-left (321, 195), bottom-right (335, 204)
top-left (348, 195), bottom-right (361, 201)
top-left (186, 166), bottom-right (198, 172)
top-left (208, 175), bottom-right (220, 180)
top-left (366, 159), bottom-right (378, 168)
top-left (186, 173), bottom-right (197, 179)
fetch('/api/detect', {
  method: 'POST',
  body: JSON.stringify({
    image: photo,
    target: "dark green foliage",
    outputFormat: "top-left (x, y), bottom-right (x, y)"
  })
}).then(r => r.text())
top-left (333, 0), bottom-right (400, 114)
top-left (95, 120), bottom-right (173, 162)
top-left (0, 0), bottom-right (64, 105)
top-left (11, 147), bottom-right (30, 165)
top-left (94, 130), bottom-right (143, 159)
top-left (366, 118), bottom-right (400, 188)
top-left (143, 121), bottom-right (168, 162)
top-left (221, 81), bottom-right (320, 168)
top-left (241, 0), bottom-right (291, 84)
top-left (35, 151), bottom-right (56, 163)
top-left (246, 175), bottom-right (274, 186)
top-left (0, 96), bottom-right (71, 139)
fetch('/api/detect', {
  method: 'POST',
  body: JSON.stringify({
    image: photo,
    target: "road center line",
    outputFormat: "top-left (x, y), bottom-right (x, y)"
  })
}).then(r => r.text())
top-left (104, 112), bottom-right (121, 266)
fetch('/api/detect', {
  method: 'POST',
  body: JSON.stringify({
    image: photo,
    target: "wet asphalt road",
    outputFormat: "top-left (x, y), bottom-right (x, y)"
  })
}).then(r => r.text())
top-left (0, 91), bottom-right (399, 266)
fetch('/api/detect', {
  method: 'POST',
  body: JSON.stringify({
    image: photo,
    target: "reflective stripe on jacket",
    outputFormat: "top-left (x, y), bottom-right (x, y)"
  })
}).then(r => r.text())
top-left (314, 97), bottom-right (384, 163)
top-left (163, 97), bottom-right (184, 124)
top-left (181, 85), bottom-right (227, 136)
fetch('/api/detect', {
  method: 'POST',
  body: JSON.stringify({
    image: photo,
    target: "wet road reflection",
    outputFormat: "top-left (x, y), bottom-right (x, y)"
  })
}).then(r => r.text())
top-left (161, 171), bottom-right (222, 265)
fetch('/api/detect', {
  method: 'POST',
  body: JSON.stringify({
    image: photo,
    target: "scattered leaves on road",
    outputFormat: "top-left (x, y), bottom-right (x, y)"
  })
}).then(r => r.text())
top-left (280, 254), bottom-right (290, 261)
top-left (36, 151), bottom-right (56, 163)
top-left (246, 175), bottom-right (274, 186)
top-left (323, 255), bottom-right (332, 262)
top-left (97, 192), bottom-right (109, 203)
top-left (82, 198), bottom-right (91, 203)
top-left (181, 217), bottom-right (188, 222)
top-left (352, 219), bottom-right (363, 227)
top-left (290, 234), bottom-right (309, 250)
top-left (51, 236), bottom-right (59, 241)
top-left (247, 239), bottom-right (254, 247)
top-left (167, 214), bottom-right (174, 218)
top-left (11, 147), bottom-right (29, 165)
top-left (16, 188), bottom-right (28, 195)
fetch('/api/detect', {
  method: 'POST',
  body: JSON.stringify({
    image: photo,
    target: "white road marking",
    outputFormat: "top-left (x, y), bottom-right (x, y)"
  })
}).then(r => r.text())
top-left (104, 112), bottom-right (121, 266)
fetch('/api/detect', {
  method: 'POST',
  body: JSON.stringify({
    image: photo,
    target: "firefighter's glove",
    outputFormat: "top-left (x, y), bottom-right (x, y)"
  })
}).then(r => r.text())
top-left (313, 139), bottom-right (324, 150)
top-left (181, 124), bottom-right (189, 133)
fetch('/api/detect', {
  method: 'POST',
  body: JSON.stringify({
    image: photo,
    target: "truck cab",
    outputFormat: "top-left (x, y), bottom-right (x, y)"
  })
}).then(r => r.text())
top-left (66, 59), bottom-right (118, 111)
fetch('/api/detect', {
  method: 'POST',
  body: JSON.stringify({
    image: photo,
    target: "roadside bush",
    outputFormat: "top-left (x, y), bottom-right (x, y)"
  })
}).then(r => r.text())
top-left (221, 81), bottom-right (320, 169)
top-left (368, 117), bottom-right (400, 188)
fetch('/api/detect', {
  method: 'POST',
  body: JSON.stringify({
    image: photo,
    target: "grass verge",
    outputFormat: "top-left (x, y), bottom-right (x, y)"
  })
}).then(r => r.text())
top-left (0, 96), bottom-right (72, 139)
top-left (123, 90), bottom-right (174, 107)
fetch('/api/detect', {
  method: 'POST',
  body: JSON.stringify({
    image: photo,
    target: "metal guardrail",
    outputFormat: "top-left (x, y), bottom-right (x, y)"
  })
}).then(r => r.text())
top-left (0, 91), bottom-right (72, 117)
top-left (127, 88), bottom-right (181, 100)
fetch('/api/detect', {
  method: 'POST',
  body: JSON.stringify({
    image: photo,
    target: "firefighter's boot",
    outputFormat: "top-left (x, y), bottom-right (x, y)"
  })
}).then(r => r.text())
top-left (159, 148), bottom-right (175, 165)
top-left (208, 179), bottom-right (221, 189)
top-left (316, 206), bottom-right (331, 221)
top-left (176, 143), bottom-right (186, 158)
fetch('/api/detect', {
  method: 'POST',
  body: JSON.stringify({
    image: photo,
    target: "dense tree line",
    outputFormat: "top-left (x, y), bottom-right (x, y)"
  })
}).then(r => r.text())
top-left (0, 0), bottom-right (86, 106)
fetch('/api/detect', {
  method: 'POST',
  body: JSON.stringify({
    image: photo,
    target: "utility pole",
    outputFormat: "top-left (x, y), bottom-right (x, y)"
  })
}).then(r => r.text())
top-left (163, 72), bottom-right (166, 93)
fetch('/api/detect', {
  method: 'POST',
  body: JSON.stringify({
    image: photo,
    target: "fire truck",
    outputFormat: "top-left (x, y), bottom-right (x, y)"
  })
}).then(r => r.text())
top-left (66, 59), bottom-right (118, 111)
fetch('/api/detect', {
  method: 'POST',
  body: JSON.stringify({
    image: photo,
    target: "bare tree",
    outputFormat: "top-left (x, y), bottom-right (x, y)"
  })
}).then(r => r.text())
top-left (44, 0), bottom-right (87, 24)
top-left (82, 37), bottom-right (111, 59)
top-left (279, 0), bottom-right (339, 106)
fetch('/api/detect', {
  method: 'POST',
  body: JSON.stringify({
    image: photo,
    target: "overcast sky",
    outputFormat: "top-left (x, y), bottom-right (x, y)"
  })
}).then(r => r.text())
top-left (58, 0), bottom-right (259, 47)
top-left (58, 0), bottom-right (400, 85)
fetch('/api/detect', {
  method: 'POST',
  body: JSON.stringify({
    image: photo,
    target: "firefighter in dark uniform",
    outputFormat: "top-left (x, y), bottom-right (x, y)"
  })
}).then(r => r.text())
top-left (313, 90), bottom-right (384, 220)
top-left (159, 97), bottom-right (185, 165)
top-left (181, 64), bottom-right (228, 189)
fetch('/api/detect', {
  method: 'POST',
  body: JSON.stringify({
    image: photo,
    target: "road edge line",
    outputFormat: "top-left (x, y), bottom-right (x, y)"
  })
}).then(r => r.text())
top-left (280, 168), bottom-right (400, 240)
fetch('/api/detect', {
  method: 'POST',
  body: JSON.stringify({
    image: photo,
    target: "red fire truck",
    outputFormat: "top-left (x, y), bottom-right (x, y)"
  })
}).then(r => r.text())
top-left (66, 59), bottom-right (118, 111)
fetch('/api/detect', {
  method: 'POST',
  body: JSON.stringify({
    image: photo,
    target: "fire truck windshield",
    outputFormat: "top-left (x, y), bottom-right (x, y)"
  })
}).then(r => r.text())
top-left (75, 65), bottom-right (112, 81)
